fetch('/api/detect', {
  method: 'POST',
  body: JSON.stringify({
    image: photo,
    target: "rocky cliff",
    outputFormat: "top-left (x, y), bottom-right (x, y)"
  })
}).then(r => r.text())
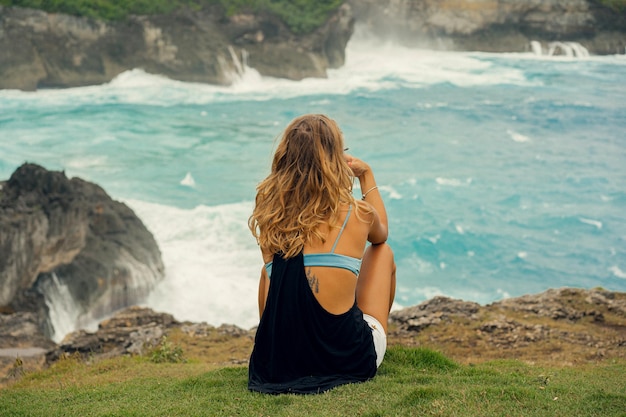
top-left (349, 0), bottom-right (626, 55)
top-left (0, 4), bottom-right (353, 91)
top-left (0, 164), bottom-right (165, 339)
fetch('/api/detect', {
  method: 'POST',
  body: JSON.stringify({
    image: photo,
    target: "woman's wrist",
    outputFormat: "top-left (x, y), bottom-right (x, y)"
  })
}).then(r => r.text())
top-left (358, 170), bottom-right (375, 187)
top-left (358, 170), bottom-right (378, 198)
top-left (361, 185), bottom-right (378, 200)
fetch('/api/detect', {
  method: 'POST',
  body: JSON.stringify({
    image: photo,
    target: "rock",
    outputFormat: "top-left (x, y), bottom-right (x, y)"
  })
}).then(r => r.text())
top-left (0, 311), bottom-right (57, 386)
top-left (217, 323), bottom-right (249, 337)
top-left (180, 322), bottom-right (216, 337)
top-left (49, 306), bottom-right (178, 361)
top-left (349, 0), bottom-right (626, 55)
top-left (490, 287), bottom-right (625, 320)
top-left (0, 312), bottom-right (56, 350)
top-left (97, 305), bottom-right (177, 329)
top-left (390, 287), bottom-right (626, 363)
top-left (0, 163), bottom-right (165, 340)
top-left (0, 4), bottom-right (355, 91)
top-left (390, 296), bottom-right (480, 332)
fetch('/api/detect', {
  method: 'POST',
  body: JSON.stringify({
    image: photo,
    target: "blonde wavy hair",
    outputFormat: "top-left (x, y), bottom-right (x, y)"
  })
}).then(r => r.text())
top-left (249, 114), bottom-right (358, 258)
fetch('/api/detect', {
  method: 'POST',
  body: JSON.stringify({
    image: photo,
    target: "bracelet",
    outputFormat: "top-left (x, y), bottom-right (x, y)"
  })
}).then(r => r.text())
top-left (361, 185), bottom-right (378, 200)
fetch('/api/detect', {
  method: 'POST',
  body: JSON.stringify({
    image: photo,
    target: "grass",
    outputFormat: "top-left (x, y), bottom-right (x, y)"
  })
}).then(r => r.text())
top-left (1, 346), bottom-right (624, 417)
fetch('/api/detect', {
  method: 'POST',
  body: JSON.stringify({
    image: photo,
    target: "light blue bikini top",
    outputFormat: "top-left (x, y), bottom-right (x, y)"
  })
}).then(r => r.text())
top-left (265, 205), bottom-right (362, 278)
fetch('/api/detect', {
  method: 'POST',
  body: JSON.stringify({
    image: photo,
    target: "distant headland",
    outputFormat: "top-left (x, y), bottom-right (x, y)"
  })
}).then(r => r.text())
top-left (0, 0), bottom-right (625, 91)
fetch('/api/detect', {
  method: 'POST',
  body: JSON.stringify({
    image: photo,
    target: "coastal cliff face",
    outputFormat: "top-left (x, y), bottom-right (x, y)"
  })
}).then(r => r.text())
top-left (0, 4), bottom-right (354, 91)
top-left (349, 0), bottom-right (626, 54)
top-left (0, 164), bottom-right (165, 338)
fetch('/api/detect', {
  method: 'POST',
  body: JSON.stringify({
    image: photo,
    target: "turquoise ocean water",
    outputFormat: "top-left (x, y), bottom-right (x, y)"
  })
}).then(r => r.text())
top-left (2, 35), bottom-right (625, 334)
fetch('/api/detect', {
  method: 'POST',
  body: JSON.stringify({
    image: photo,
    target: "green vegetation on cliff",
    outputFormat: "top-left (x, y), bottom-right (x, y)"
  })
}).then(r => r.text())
top-left (1, 346), bottom-right (625, 416)
top-left (0, 0), bottom-right (342, 33)
top-left (598, 0), bottom-right (626, 11)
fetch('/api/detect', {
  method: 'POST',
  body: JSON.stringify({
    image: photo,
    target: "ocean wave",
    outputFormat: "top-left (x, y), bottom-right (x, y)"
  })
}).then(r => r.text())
top-left (609, 266), bottom-right (626, 279)
top-left (578, 217), bottom-right (603, 230)
top-left (436, 177), bottom-right (473, 187)
top-left (0, 36), bottom-right (547, 108)
top-left (124, 199), bottom-right (260, 329)
top-left (507, 129), bottom-right (531, 143)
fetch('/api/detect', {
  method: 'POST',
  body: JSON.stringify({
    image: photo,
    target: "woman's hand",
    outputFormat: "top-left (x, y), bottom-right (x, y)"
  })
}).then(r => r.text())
top-left (345, 154), bottom-right (371, 178)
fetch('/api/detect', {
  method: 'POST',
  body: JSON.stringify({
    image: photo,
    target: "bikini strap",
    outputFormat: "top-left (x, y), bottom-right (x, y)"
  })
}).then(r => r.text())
top-left (330, 204), bottom-right (352, 253)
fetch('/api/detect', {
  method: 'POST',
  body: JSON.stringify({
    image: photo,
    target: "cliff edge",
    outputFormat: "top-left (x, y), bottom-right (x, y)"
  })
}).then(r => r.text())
top-left (2, 287), bottom-right (624, 386)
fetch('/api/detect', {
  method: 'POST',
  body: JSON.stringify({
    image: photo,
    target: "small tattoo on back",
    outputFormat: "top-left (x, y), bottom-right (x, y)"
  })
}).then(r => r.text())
top-left (306, 268), bottom-right (320, 293)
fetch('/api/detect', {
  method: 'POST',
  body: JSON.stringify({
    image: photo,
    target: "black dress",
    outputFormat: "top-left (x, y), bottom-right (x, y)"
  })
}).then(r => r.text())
top-left (248, 252), bottom-right (377, 394)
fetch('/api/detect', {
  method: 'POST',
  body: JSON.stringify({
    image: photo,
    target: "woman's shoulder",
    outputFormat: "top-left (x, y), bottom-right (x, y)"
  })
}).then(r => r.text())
top-left (353, 200), bottom-right (376, 224)
top-left (261, 249), bottom-right (274, 264)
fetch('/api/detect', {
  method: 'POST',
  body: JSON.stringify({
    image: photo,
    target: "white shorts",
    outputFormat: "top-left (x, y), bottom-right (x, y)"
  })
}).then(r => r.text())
top-left (363, 313), bottom-right (387, 367)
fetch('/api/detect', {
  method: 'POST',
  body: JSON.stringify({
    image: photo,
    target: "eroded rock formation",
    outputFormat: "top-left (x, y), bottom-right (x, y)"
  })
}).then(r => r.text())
top-left (0, 163), bottom-right (165, 340)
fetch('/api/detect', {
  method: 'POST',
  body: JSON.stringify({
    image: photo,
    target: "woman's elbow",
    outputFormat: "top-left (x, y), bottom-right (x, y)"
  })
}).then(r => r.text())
top-left (369, 227), bottom-right (388, 245)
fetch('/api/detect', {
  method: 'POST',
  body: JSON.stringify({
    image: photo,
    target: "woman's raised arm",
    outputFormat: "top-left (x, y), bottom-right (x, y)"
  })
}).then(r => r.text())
top-left (346, 155), bottom-right (388, 244)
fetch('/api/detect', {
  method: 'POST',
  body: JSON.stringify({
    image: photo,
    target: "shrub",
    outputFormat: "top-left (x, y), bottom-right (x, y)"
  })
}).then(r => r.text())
top-left (0, 0), bottom-right (343, 33)
top-left (597, 0), bottom-right (626, 12)
top-left (148, 336), bottom-right (186, 364)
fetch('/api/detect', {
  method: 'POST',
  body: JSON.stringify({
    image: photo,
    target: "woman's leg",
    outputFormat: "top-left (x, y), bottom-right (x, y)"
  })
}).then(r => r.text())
top-left (356, 243), bottom-right (396, 332)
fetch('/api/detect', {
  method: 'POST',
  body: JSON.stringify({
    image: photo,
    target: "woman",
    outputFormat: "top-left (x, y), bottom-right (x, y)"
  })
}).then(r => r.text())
top-left (248, 114), bottom-right (396, 394)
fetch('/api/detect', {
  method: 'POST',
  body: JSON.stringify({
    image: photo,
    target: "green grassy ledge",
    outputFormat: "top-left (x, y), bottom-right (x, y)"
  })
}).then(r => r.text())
top-left (0, 0), bottom-right (343, 33)
top-left (1, 346), bottom-right (625, 416)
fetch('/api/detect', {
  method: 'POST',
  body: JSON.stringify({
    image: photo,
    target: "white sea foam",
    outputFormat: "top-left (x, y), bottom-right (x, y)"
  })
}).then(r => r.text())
top-left (530, 41), bottom-right (543, 56)
top-left (125, 199), bottom-right (260, 329)
top-left (609, 266), bottom-right (626, 279)
top-left (405, 286), bottom-right (445, 301)
top-left (404, 254), bottom-right (437, 275)
top-left (507, 129), bottom-right (531, 143)
top-left (436, 177), bottom-right (472, 187)
top-left (0, 30), bottom-right (540, 109)
top-left (180, 172), bottom-right (196, 187)
top-left (404, 286), bottom-right (505, 306)
top-left (530, 40), bottom-right (590, 58)
top-left (436, 177), bottom-right (462, 186)
top-left (40, 273), bottom-right (83, 343)
top-left (379, 185), bottom-right (402, 200)
top-left (579, 218), bottom-right (603, 229)
top-left (427, 234), bottom-right (441, 244)
top-left (65, 156), bottom-right (109, 170)
top-left (496, 288), bottom-right (511, 299)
